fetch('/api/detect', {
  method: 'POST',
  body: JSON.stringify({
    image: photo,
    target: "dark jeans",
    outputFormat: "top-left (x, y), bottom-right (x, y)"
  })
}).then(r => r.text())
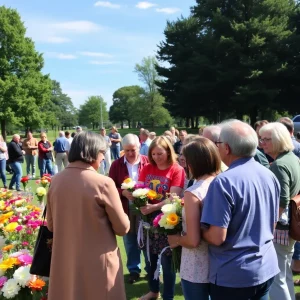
top-left (210, 277), bottom-right (274, 300)
top-left (181, 279), bottom-right (210, 300)
top-left (293, 242), bottom-right (300, 260)
top-left (9, 162), bottom-right (22, 190)
top-left (111, 146), bottom-right (120, 160)
top-left (38, 158), bottom-right (53, 178)
top-left (148, 253), bottom-right (176, 300)
top-left (0, 159), bottom-right (7, 187)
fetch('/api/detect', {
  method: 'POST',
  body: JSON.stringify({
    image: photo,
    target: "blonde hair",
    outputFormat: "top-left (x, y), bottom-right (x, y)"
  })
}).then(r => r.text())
top-left (111, 126), bottom-right (118, 133)
top-left (259, 122), bottom-right (294, 154)
top-left (148, 136), bottom-right (177, 166)
top-left (0, 135), bottom-right (4, 143)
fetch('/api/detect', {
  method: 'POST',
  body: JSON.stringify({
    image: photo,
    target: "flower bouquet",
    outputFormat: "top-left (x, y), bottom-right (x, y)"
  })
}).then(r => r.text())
top-left (121, 177), bottom-right (136, 193)
top-left (36, 187), bottom-right (47, 205)
top-left (20, 177), bottom-right (29, 191)
top-left (153, 194), bottom-right (184, 274)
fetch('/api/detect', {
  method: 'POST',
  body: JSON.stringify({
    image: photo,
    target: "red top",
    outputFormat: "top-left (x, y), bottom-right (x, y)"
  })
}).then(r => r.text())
top-left (38, 141), bottom-right (52, 159)
top-left (138, 163), bottom-right (185, 196)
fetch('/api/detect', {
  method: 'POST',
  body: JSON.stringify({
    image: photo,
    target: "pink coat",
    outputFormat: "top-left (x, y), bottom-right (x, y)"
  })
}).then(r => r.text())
top-left (47, 161), bottom-right (130, 300)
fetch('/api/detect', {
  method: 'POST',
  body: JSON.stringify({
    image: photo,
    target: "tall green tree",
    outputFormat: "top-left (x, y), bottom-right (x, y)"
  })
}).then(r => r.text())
top-left (109, 85), bottom-right (145, 128)
top-left (134, 56), bottom-right (172, 127)
top-left (78, 96), bottom-right (108, 129)
top-left (0, 6), bottom-right (51, 138)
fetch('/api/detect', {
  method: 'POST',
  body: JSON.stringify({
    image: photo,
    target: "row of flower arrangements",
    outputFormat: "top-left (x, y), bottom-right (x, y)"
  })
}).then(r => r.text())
top-left (0, 175), bottom-right (51, 299)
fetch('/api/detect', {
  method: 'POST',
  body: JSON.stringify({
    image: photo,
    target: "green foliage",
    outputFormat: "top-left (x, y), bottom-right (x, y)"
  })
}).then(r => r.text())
top-left (0, 6), bottom-right (52, 138)
top-left (78, 96), bottom-right (108, 129)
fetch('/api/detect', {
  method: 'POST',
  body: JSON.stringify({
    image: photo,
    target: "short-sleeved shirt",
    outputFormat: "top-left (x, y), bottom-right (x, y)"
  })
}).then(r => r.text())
top-left (109, 132), bottom-right (121, 148)
top-left (201, 157), bottom-right (280, 288)
top-left (138, 163), bottom-right (185, 254)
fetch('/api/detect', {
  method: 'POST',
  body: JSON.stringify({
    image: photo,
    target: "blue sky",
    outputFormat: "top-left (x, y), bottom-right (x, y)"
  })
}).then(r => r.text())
top-left (2, 0), bottom-right (196, 108)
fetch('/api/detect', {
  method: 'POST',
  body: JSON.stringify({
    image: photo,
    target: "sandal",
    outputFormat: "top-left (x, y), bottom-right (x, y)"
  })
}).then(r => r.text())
top-left (294, 279), bottom-right (300, 286)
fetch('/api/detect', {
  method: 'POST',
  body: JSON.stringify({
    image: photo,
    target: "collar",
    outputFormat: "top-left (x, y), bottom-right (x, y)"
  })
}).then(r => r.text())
top-left (124, 156), bottom-right (140, 166)
top-left (229, 157), bottom-right (254, 169)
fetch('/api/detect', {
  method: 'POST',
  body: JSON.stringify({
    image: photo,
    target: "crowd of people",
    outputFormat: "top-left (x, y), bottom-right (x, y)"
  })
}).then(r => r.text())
top-left (1, 118), bottom-right (300, 300)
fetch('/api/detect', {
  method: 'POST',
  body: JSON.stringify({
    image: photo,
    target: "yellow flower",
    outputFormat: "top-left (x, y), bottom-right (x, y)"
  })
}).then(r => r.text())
top-left (123, 178), bottom-right (132, 184)
top-left (36, 187), bottom-right (47, 197)
top-left (4, 222), bottom-right (19, 232)
top-left (15, 199), bottom-right (25, 206)
top-left (147, 190), bottom-right (158, 200)
top-left (166, 213), bottom-right (179, 226)
top-left (0, 212), bottom-right (14, 224)
top-left (0, 257), bottom-right (19, 271)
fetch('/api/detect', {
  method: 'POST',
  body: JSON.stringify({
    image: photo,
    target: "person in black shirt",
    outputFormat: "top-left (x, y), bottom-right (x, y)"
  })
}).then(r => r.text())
top-left (8, 134), bottom-right (25, 191)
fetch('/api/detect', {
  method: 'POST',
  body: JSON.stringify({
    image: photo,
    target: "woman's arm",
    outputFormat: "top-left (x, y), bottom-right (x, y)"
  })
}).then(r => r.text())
top-left (0, 143), bottom-right (7, 153)
top-left (168, 191), bottom-right (201, 249)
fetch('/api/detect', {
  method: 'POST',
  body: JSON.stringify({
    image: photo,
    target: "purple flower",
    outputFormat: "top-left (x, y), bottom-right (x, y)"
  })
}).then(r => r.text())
top-left (0, 276), bottom-right (7, 288)
top-left (18, 254), bottom-right (33, 266)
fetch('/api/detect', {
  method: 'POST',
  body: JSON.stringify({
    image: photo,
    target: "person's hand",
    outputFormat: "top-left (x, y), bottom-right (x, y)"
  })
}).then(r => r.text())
top-left (140, 204), bottom-right (158, 215)
top-left (167, 234), bottom-right (180, 249)
top-left (21, 150), bottom-right (25, 155)
top-left (48, 147), bottom-right (53, 151)
top-left (122, 189), bottom-right (134, 201)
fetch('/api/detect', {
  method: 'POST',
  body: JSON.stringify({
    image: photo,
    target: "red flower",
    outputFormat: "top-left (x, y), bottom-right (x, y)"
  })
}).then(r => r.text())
top-left (20, 176), bottom-right (29, 183)
top-left (181, 198), bottom-right (184, 206)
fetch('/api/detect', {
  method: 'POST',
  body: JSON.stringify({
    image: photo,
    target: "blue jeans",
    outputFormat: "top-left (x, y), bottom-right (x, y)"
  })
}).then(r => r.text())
top-left (111, 146), bottom-right (120, 160)
top-left (181, 279), bottom-right (210, 300)
top-left (25, 154), bottom-right (36, 176)
top-left (210, 277), bottom-right (274, 300)
top-left (9, 162), bottom-right (22, 190)
top-left (123, 232), bottom-right (150, 275)
top-left (0, 159), bottom-right (7, 187)
top-left (38, 158), bottom-right (53, 178)
top-left (293, 242), bottom-right (300, 260)
top-left (148, 253), bottom-right (176, 300)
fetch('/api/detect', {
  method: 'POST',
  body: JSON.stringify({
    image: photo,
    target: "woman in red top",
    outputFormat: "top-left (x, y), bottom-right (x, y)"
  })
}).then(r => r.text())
top-left (38, 133), bottom-right (54, 177)
top-left (138, 136), bottom-right (185, 300)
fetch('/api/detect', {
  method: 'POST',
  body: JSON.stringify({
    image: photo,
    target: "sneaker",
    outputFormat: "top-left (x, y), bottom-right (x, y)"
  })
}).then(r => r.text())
top-left (128, 273), bottom-right (140, 284)
top-left (32, 174), bottom-right (35, 179)
top-left (27, 175), bottom-right (32, 179)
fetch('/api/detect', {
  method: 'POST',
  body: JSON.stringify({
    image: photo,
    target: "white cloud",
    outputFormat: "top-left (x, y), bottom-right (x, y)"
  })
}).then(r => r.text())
top-left (45, 52), bottom-right (77, 60)
top-left (136, 2), bottom-right (157, 9)
top-left (89, 60), bottom-right (119, 65)
top-left (51, 21), bottom-right (102, 33)
top-left (79, 51), bottom-right (113, 58)
top-left (45, 36), bottom-right (71, 43)
top-left (94, 1), bottom-right (121, 9)
top-left (156, 7), bottom-right (181, 14)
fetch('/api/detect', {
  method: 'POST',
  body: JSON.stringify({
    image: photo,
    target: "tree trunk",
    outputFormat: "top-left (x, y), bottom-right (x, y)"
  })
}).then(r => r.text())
top-left (185, 117), bottom-right (189, 128)
top-left (250, 106), bottom-right (258, 127)
top-left (1, 120), bottom-right (6, 141)
top-left (195, 116), bottom-right (199, 128)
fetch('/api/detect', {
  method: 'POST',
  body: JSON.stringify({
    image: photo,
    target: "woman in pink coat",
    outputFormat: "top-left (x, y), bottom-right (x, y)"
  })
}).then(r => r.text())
top-left (47, 131), bottom-right (130, 300)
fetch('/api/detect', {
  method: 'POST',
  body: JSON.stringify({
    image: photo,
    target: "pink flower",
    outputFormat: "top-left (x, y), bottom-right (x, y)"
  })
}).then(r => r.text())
top-left (18, 254), bottom-right (33, 266)
top-left (15, 225), bottom-right (23, 232)
top-left (22, 241), bottom-right (29, 247)
top-left (0, 276), bottom-right (7, 288)
top-left (35, 180), bottom-right (41, 184)
top-left (10, 216), bottom-right (19, 222)
top-left (153, 213), bottom-right (164, 227)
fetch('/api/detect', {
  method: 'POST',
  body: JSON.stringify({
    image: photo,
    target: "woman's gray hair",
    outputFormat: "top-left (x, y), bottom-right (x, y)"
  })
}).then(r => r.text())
top-left (220, 120), bottom-right (258, 157)
top-left (121, 134), bottom-right (140, 148)
top-left (68, 131), bottom-right (107, 163)
top-left (259, 122), bottom-right (294, 154)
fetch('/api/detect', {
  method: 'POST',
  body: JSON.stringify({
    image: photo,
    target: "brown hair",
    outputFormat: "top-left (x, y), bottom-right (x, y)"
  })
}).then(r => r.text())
top-left (278, 117), bottom-right (294, 133)
top-left (254, 120), bottom-right (269, 131)
top-left (148, 136), bottom-right (177, 166)
top-left (182, 137), bottom-right (221, 179)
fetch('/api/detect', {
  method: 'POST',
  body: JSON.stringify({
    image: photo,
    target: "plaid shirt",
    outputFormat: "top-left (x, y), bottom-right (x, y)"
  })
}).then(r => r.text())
top-left (273, 229), bottom-right (290, 246)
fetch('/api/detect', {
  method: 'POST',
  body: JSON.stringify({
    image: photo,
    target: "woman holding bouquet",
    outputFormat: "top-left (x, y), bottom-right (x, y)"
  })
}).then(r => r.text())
top-left (138, 136), bottom-right (185, 300)
top-left (167, 138), bottom-right (221, 300)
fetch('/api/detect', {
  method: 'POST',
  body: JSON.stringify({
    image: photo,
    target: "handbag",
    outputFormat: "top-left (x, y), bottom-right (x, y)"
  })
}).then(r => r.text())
top-left (289, 194), bottom-right (300, 241)
top-left (30, 206), bottom-right (53, 277)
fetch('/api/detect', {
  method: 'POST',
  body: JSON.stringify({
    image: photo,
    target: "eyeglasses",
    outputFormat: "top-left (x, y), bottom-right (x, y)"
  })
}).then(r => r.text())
top-left (259, 138), bottom-right (272, 143)
top-left (215, 141), bottom-right (224, 147)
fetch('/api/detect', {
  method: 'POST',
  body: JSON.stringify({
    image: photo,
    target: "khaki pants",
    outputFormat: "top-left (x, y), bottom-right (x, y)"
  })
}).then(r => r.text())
top-left (55, 152), bottom-right (68, 172)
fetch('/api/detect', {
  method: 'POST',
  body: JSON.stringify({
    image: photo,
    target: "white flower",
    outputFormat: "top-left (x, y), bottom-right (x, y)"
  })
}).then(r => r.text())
top-left (121, 180), bottom-right (136, 190)
top-left (15, 199), bottom-right (25, 206)
top-left (13, 266), bottom-right (32, 287)
top-left (15, 207), bottom-right (27, 213)
top-left (161, 203), bottom-right (177, 214)
top-left (2, 279), bottom-right (21, 298)
top-left (132, 188), bottom-right (149, 198)
top-left (158, 214), bottom-right (174, 230)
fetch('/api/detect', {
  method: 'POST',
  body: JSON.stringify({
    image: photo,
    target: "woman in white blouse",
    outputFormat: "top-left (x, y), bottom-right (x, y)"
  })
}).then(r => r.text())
top-left (0, 135), bottom-right (8, 188)
top-left (168, 137), bottom-right (221, 300)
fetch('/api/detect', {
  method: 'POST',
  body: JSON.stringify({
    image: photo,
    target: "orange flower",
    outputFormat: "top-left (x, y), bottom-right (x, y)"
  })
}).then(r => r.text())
top-left (166, 213), bottom-right (179, 226)
top-left (29, 278), bottom-right (46, 291)
top-left (147, 190), bottom-right (158, 200)
top-left (2, 244), bottom-right (14, 252)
